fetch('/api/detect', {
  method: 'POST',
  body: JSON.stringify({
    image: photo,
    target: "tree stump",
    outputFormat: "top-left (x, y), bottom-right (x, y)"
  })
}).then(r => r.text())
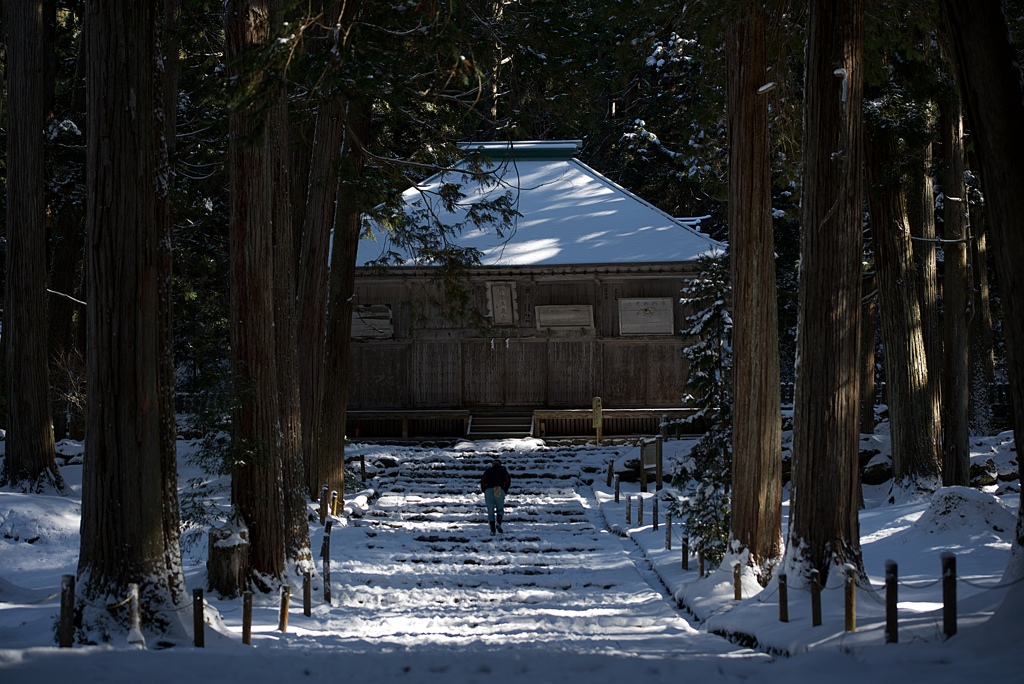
top-left (207, 523), bottom-right (249, 597)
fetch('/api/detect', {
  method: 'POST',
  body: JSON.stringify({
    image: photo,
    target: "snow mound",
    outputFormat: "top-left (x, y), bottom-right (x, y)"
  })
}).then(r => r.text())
top-left (912, 486), bottom-right (1016, 535)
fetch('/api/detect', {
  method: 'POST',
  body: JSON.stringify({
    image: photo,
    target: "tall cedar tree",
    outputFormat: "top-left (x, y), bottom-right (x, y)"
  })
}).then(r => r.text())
top-left (864, 112), bottom-right (941, 496)
top-left (77, 0), bottom-right (187, 637)
top-left (786, 0), bottom-right (866, 584)
top-left (940, 1), bottom-right (1024, 581)
top-left (939, 96), bottom-right (971, 486)
top-left (2, 0), bottom-right (64, 492)
top-left (296, 0), bottom-right (362, 502)
top-left (225, 0), bottom-right (311, 589)
top-left (725, 0), bottom-right (782, 582)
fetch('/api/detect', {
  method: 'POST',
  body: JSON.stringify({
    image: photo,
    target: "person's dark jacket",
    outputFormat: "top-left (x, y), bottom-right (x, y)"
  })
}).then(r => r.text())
top-left (480, 464), bottom-right (511, 493)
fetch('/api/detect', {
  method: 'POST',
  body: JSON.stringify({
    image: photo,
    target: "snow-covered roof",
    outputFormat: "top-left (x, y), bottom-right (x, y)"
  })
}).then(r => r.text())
top-left (357, 140), bottom-right (724, 267)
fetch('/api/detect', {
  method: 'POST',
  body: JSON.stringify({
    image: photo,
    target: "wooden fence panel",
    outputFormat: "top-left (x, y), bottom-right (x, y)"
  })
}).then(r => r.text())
top-left (548, 340), bottom-right (595, 406)
top-left (600, 342), bottom-right (648, 406)
top-left (462, 339), bottom-right (506, 405)
top-left (646, 341), bottom-right (687, 405)
top-left (412, 340), bottom-right (461, 407)
top-left (505, 338), bottom-right (548, 406)
top-left (350, 342), bottom-right (410, 408)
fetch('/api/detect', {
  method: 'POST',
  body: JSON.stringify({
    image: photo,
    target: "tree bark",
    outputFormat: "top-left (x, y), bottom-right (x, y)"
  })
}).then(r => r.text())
top-left (267, 0), bottom-right (311, 569)
top-left (939, 97), bottom-right (971, 487)
top-left (226, 0), bottom-right (287, 586)
top-left (2, 0), bottom-right (63, 493)
top-left (940, 0), bottom-right (1024, 580)
top-left (297, 0), bottom-right (360, 500)
top-left (77, 0), bottom-right (186, 637)
top-left (787, 0), bottom-right (865, 585)
top-left (725, 0), bottom-right (782, 582)
top-left (968, 196), bottom-right (995, 435)
top-left (317, 101), bottom-right (373, 504)
top-left (858, 280), bottom-right (877, 435)
top-left (906, 141), bottom-right (943, 446)
top-left (864, 124), bottom-right (941, 495)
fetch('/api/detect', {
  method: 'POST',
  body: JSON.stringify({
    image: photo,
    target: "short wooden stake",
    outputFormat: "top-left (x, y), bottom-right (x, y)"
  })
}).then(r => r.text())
top-left (128, 583), bottom-right (145, 647)
top-left (665, 514), bottom-right (672, 550)
top-left (638, 495), bottom-right (644, 527)
top-left (626, 495), bottom-right (632, 525)
top-left (640, 461), bottom-right (648, 493)
top-left (360, 453), bottom-right (366, 482)
top-left (193, 588), bottom-right (205, 647)
top-left (655, 435), bottom-right (663, 491)
top-left (323, 520), bottom-right (333, 604)
top-left (682, 536), bottom-right (689, 571)
top-left (733, 562), bottom-right (742, 601)
top-left (614, 475), bottom-right (620, 503)
top-left (59, 574), bottom-right (75, 648)
top-left (242, 591), bottom-right (253, 645)
top-left (330, 490), bottom-right (339, 517)
top-left (844, 564), bottom-right (856, 632)
top-left (278, 586), bottom-right (290, 632)
top-left (778, 572), bottom-right (789, 623)
top-left (698, 551), bottom-right (705, 577)
top-left (319, 484), bottom-right (329, 526)
top-left (652, 496), bottom-right (659, 531)
top-left (941, 551), bottom-right (957, 638)
top-left (884, 560), bottom-right (898, 643)
top-left (606, 459), bottom-right (614, 487)
top-left (303, 570), bottom-right (312, 617)
top-left (810, 569), bottom-right (822, 627)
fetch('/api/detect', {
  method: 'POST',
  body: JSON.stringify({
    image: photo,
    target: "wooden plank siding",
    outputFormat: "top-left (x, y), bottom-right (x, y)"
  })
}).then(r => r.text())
top-left (351, 264), bottom-right (699, 413)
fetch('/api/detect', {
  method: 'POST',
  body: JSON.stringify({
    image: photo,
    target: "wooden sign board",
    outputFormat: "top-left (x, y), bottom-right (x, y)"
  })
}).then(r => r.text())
top-left (487, 282), bottom-right (517, 326)
top-left (535, 304), bottom-right (595, 331)
top-left (618, 298), bottom-right (674, 335)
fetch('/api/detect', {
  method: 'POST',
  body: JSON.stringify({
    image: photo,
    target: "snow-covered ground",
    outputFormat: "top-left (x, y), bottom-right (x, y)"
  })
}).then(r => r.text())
top-left (0, 429), bottom-right (1019, 683)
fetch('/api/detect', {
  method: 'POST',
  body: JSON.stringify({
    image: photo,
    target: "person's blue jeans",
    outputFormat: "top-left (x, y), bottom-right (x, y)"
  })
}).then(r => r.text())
top-left (484, 487), bottom-right (505, 531)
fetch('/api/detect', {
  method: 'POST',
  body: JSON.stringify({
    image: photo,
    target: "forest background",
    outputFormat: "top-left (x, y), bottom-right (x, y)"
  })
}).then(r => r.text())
top-left (1, 0), bottom-right (1023, 642)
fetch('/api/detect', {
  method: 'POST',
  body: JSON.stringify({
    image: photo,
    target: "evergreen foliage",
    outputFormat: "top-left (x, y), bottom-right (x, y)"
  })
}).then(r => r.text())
top-left (672, 252), bottom-right (733, 569)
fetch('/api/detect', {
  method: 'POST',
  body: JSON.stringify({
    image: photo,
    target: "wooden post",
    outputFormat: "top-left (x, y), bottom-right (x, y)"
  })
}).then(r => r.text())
top-left (655, 435), bottom-right (663, 491)
top-left (613, 475), bottom-right (620, 503)
top-left (885, 560), bottom-right (898, 644)
top-left (942, 551), bottom-right (957, 638)
top-left (844, 564), bottom-right (856, 632)
top-left (778, 572), bottom-right (789, 623)
top-left (810, 569), bottom-right (822, 627)
top-left (303, 570), bottom-right (312, 617)
top-left (360, 454), bottom-right (366, 482)
top-left (652, 496), bottom-right (659, 531)
top-left (592, 396), bottom-right (603, 446)
top-left (278, 586), bottom-right (290, 632)
top-left (330, 491), bottom-right (339, 517)
top-left (660, 413), bottom-right (668, 439)
top-left (242, 591), bottom-right (253, 645)
top-left (319, 484), bottom-right (329, 526)
top-left (638, 495), bottom-right (644, 527)
top-left (640, 457), bottom-right (648, 493)
top-left (606, 459), bottom-right (614, 487)
top-left (665, 513), bottom-right (672, 550)
top-left (626, 495), bottom-right (632, 525)
top-left (682, 536), bottom-right (689, 571)
top-left (733, 562), bottom-right (742, 601)
top-left (698, 551), bottom-right (705, 577)
top-left (193, 588), bottom-right (205, 647)
top-left (323, 520), bottom-right (333, 604)
top-left (59, 574), bottom-right (75, 648)
top-left (128, 583), bottom-right (145, 647)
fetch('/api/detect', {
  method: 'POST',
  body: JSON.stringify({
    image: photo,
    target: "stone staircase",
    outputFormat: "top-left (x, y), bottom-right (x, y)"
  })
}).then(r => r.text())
top-left (328, 443), bottom-right (704, 650)
top-left (465, 411), bottom-right (534, 439)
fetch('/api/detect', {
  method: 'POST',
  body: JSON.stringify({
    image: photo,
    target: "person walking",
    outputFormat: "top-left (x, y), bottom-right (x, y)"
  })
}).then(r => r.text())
top-left (480, 457), bottom-right (511, 535)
